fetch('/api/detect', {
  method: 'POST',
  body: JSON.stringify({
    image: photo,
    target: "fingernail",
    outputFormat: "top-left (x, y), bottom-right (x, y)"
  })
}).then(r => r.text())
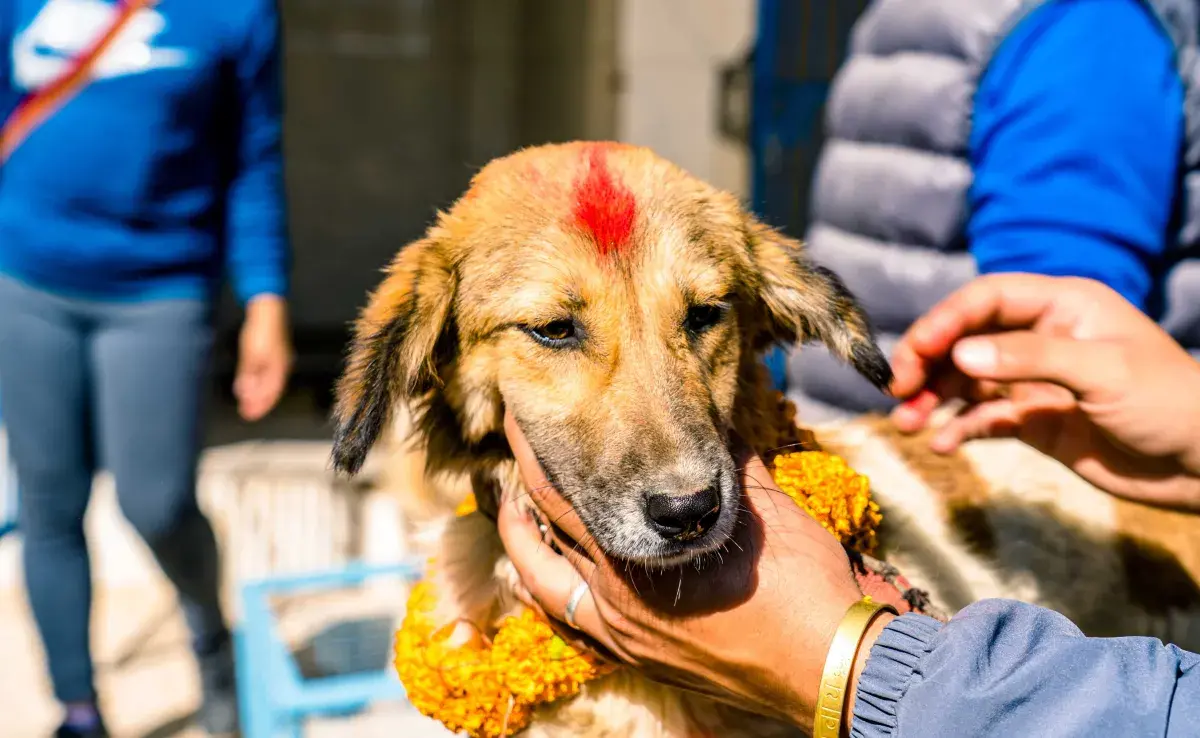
top-left (930, 431), bottom-right (956, 454)
top-left (953, 338), bottom-right (997, 372)
top-left (891, 406), bottom-right (917, 429)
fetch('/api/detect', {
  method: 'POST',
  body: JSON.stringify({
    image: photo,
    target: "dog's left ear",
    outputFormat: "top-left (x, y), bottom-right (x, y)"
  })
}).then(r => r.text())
top-left (744, 218), bottom-right (892, 390)
top-left (331, 237), bottom-right (455, 476)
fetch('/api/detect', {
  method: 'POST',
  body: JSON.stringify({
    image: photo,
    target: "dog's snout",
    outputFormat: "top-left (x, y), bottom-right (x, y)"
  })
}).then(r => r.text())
top-left (645, 487), bottom-right (721, 540)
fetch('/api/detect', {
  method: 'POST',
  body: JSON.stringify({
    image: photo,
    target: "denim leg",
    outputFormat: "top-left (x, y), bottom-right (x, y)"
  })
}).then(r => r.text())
top-left (0, 277), bottom-right (97, 703)
top-left (89, 298), bottom-right (228, 653)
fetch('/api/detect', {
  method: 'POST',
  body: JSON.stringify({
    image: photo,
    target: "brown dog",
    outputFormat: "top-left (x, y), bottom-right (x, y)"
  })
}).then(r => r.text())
top-left (331, 141), bottom-right (1200, 737)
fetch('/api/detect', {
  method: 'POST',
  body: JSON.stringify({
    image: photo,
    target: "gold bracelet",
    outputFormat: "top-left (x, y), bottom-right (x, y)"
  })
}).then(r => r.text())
top-left (813, 597), bottom-right (898, 738)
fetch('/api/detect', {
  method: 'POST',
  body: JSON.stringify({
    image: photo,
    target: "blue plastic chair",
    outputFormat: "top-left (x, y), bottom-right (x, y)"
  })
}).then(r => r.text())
top-left (234, 559), bottom-right (426, 738)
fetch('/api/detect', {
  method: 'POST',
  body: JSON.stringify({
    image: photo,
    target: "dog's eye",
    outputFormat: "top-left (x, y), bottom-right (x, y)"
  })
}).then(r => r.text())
top-left (526, 319), bottom-right (579, 348)
top-left (685, 303), bottom-right (727, 335)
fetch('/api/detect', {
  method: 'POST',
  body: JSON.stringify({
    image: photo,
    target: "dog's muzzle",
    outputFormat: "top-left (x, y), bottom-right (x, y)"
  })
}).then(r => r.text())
top-left (645, 486), bottom-right (722, 541)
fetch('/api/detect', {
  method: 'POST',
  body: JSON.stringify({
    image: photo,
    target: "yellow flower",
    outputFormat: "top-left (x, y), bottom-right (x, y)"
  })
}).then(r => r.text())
top-left (456, 493), bottom-right (478, 517)
top-left (395, 581), bottom-right (615, 738)
top-left (771, 451), bottom-right (881, 555)
top-left (395, 449), bottom-right (881, 737)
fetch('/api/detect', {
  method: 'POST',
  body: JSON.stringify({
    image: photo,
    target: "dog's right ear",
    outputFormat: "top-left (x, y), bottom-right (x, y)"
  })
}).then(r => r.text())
top-left (331, 238), bottom-right (455, 476)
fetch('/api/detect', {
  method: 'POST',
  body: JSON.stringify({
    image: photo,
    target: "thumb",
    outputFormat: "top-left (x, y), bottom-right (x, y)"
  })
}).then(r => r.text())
top-left (951, 332), bottom-right (1121, 398)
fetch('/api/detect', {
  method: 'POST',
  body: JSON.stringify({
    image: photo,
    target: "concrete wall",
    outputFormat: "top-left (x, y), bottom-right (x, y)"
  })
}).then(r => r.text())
top-left (616, 0), bottom-right (756, 199)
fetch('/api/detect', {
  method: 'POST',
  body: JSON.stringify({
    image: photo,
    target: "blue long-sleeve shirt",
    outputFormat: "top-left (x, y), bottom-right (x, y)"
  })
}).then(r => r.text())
top-left (0, 0), bottom-right (289, 304)
top-left (852, 599), bottom-right (1200, 737)
top-left (968, 0), bottom-right (1183, 313)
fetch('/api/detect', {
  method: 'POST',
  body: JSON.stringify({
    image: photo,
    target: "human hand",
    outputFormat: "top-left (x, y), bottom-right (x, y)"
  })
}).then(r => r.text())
top-left (890, 274), bottom-right (1200, 511)
top-left (497, 411), bottom-right (907, 733)
top-left (234, 294), bottom-right (293, 421)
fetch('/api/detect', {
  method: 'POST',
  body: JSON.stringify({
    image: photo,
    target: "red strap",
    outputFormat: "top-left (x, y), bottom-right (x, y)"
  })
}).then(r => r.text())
top-left (1, 0), bottom-right (156, 162)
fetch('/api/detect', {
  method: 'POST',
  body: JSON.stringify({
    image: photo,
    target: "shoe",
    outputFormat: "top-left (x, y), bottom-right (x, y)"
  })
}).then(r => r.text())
top-left (54, 721), bottom-right (108, 738)
top-left (196, 633), bottom-right (240, 737)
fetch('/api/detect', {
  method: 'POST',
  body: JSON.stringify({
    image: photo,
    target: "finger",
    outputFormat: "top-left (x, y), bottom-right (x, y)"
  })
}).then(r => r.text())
top-left (503, 410), bottom-right (594, 545)
top-left (497, 486), bottom-right (605, 638)
top-left (545, 521), bottom-right (600, 571)
top-left (928, 399), bottom-right (1022, 453)
top-left (890, 373), bottom-right (1009, 433)
top-left (503, 409), bottom-right (551, 493)
top-left (235, 375), bottom-right (275, 421)
top-left (887, 339), bottom-right (939, 402)
top-left (890, 388), bottom-right (941, 432)
top-left (950, 332), bottom-right (1124, 400)
top-left (890, 274), bottom-right (1064, 398)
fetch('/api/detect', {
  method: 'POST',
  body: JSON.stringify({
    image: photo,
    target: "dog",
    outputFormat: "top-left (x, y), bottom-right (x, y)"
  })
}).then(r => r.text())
top-left (332, 141), bottom-right (1200, 737)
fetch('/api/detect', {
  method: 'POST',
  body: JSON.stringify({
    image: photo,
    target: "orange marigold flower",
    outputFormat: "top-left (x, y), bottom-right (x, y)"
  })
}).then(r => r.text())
top-left (395, 581), bottom-right (615, 738)
top-left (456, 493), bottom-right (478, 517)
top-left (771, 450), bottom-right (881, 555)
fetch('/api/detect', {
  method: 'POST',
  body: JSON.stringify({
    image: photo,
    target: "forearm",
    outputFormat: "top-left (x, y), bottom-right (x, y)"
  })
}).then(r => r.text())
top-left (226, 224), bottom-right (289, 303)
top-left (847, 599), bottom-right (1200, 737)
top-left (225, 0), bottom-right (290, 304)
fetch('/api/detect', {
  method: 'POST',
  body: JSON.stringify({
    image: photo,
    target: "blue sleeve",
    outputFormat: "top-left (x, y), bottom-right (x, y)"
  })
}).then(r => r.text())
top-left (0, 0), bottom-right (16, 127)
top-left (851, 599), bottom-right (1200, 737)
top-left (224, 0), bottom-right (290, 303)
top-left (967, 0), bottom-right (1183, 311)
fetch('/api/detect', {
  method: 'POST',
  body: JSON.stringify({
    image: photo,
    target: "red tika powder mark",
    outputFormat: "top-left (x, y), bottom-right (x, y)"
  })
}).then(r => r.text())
top-left (572, 145), bottom-right (637, 255)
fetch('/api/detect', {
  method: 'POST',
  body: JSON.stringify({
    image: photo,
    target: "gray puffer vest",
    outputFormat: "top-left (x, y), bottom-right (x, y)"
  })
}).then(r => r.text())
top-left (788, 0), bottom-right (1200, 422)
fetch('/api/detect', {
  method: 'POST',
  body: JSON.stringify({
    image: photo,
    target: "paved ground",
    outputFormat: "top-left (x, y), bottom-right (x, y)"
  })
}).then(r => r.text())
top-left (0, 390), bottom-right (457, 738)
top-left (0, 572), bottom-right (456, 737)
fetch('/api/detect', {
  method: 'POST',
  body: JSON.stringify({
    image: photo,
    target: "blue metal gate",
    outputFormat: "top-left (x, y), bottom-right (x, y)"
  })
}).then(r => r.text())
top-left (751, 0), bottom-right (869, 389)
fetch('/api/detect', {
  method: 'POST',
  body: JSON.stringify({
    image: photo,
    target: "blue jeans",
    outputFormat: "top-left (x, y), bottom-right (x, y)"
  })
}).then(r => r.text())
top-left (0, 276), bottom-right (226, 703)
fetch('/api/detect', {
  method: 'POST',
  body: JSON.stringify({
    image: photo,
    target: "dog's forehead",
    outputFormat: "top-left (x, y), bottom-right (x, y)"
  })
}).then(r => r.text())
top-left (570, 143), bottom-right (637, 256)
top-left (456, 142), bottom-right (738, 259)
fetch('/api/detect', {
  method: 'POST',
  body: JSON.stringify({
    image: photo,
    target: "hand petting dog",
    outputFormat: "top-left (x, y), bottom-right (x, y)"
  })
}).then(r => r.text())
top-left (890, 273), bottom-right (1200, 512)
top-left (498, 410), bottom-right (919, 734)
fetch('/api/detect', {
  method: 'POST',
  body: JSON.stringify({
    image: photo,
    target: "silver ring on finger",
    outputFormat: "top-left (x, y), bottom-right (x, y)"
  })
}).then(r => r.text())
top-left (564, 580), bottom-right (590, 630)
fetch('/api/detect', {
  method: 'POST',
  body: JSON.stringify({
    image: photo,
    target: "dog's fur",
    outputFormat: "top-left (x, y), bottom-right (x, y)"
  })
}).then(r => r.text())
top-left (333, 142), bottom-right (1200, 737)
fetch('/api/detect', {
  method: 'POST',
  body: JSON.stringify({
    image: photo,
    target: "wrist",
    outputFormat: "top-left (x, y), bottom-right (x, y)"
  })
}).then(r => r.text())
top-left (808, 598), bottom-right (897, 738)
top-left (843, 612), bottom-right (895, 734)
top-left (245, 293), bottom-right (289, 323)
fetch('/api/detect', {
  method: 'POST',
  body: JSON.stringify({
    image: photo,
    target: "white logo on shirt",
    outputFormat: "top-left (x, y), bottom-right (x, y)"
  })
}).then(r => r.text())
top-left (12, 0), bottom-right (190, 92)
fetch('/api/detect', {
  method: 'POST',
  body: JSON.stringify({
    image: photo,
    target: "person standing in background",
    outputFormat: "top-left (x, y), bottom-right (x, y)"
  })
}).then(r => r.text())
top-left (786, 0), bottom-right (1200, 421)
top-left (0, 0), bottom-right (292, 736)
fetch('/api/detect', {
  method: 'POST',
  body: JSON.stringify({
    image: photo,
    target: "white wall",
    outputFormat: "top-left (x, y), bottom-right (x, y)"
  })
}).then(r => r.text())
top-left (617, 0), bottom-right (756, 199)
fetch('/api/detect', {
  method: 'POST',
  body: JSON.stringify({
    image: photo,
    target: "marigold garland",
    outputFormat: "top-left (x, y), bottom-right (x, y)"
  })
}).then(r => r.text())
top-left (395, 581), bottom-right (616, 737)
top-left (772, 450), bottom-right (881, 555)
top-left (394, 448), bottom-right (879, 737)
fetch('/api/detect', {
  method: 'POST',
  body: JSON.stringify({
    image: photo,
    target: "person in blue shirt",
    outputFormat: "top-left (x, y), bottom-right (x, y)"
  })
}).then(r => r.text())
top-left (0, 1), bottom-right (292, 736)
top-left (787, 0), bottom-right (1200, 420)
top-left (966, 0), bottom-right (1184, 310)
top-left (499, 274), bottom-right (1200, 737)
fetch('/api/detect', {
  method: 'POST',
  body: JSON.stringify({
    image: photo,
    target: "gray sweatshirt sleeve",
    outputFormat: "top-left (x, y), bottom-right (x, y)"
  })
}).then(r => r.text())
top-left (850, 598), bottom-right (1200, 737)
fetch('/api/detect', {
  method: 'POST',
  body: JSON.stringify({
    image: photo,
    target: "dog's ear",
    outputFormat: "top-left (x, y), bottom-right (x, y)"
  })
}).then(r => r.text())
top-left (331, 237), bottom-right (455, 476)
top-left (744, 218), bottom-right (892, 390)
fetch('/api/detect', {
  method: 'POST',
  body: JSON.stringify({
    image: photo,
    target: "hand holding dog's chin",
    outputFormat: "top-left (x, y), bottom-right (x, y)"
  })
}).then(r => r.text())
top-left (498, 410), bottom-right (871, 732)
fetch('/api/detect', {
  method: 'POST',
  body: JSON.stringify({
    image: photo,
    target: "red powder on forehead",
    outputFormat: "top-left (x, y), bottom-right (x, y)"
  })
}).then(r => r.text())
top-left (571, 145), bottom-right (637, 255)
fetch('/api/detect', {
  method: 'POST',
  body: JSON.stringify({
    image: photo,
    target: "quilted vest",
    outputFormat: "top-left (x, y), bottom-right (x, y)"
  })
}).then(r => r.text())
top-left (788, 0), bottom-right (1200, 421)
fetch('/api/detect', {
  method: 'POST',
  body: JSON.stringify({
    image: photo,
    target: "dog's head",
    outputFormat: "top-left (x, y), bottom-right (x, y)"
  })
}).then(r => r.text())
top-left (332, 142), bottom-right (889, 565)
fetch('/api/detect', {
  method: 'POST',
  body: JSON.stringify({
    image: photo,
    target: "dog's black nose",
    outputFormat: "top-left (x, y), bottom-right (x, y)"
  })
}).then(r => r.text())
top-left (646, 487), bottom-right (721, 540)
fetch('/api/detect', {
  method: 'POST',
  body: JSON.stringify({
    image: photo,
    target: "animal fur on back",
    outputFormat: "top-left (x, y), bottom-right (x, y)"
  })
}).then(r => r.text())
top-left (332, 142), bottom-right (1200, 737)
